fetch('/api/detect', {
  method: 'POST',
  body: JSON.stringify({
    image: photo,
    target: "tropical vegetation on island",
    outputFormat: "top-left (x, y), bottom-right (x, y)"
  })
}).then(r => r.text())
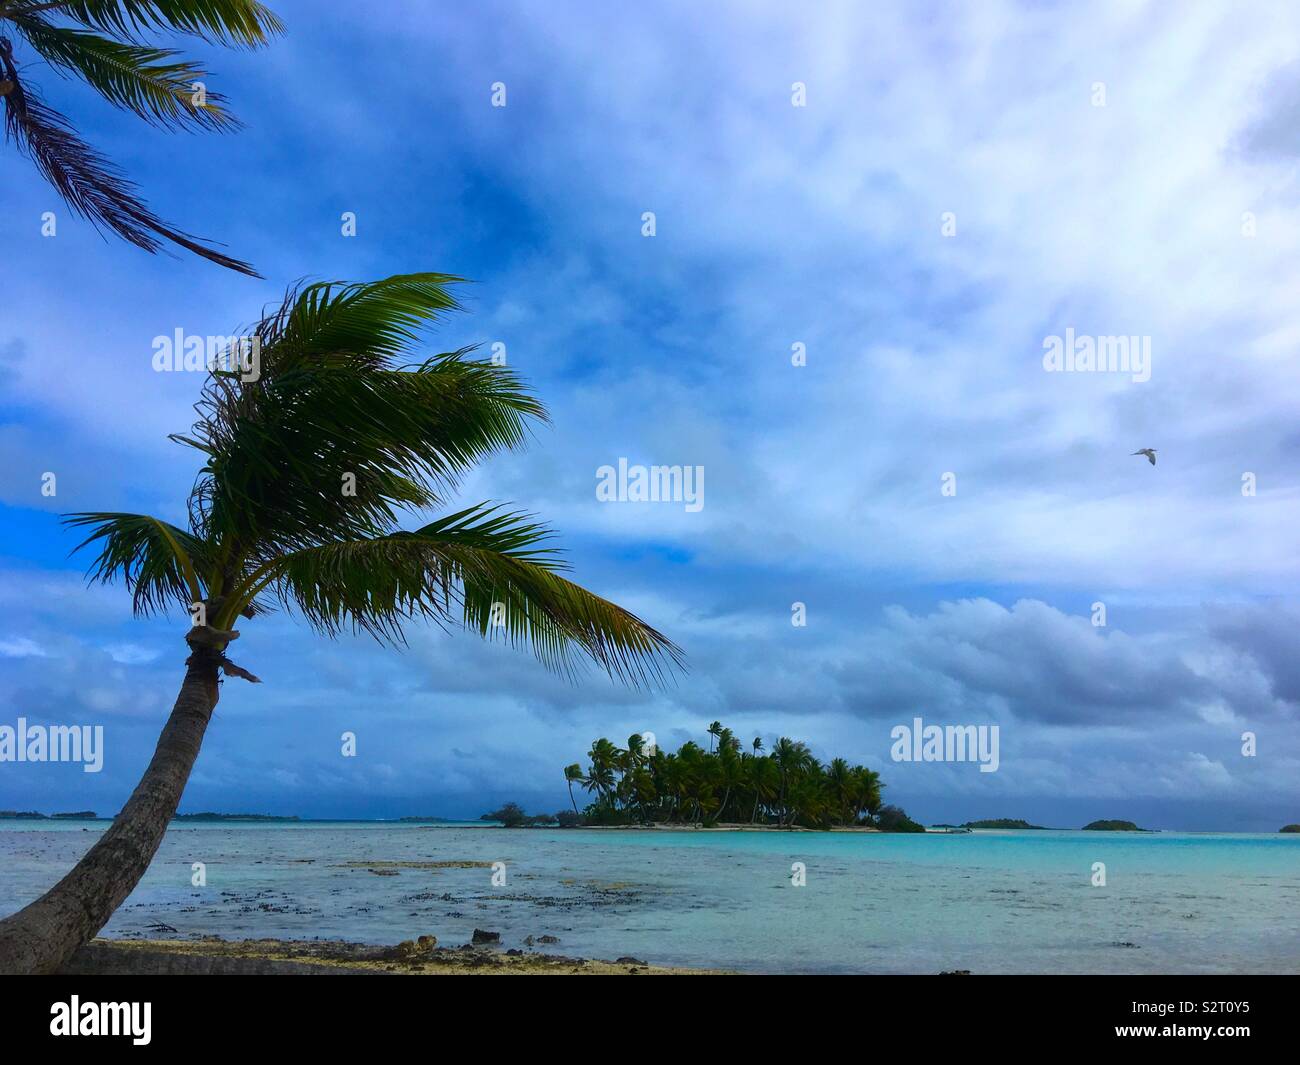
top-left (0, 272), bottom-right (682, 975)
top-left (874, 805), bottom-right (926, 833)
top-left (0, 810), bottom-right (98, 820)
top-left (559, 723), bottom-right (894, 830)
top-left (1082, 819), bottom-right (1149, 832)
top-left (173, 812), bottom-right (297, 822)
top-left (0, 0), bottom-right (282, 273)
top-left (481, 802), bottom-right (582, 829)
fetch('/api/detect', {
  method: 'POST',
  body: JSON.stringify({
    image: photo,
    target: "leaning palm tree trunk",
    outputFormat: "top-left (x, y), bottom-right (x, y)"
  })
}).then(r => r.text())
top-left (0, 647), bottom-right (220, 974)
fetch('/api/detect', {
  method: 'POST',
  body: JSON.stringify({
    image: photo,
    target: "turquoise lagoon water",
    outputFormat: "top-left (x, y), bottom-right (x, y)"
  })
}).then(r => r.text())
top-left (2, 821), bottom-right (1297, 973)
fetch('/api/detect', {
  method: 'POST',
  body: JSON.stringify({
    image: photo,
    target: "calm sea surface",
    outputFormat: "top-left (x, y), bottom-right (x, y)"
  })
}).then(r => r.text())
top-left (2, 821), bottom-right (1297, 973)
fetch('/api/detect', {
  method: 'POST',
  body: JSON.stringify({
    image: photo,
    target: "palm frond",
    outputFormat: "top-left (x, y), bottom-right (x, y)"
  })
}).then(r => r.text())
top-left (56, 268), bottom-right (682, 689)
top-left (63, 512), bottom-right (211, 616)
top-left (234, 504), bottom-right (684, 687)
top-left (172, 277), bottom-right (545, 552)
top-left (48, 0), bottom-right (283, 47)
top-left (0, 49), bottom-right (259, 273)
top-left (11, 18), bottom-right (238, 131)
top-left (260, 274), bottom-right (470, 371)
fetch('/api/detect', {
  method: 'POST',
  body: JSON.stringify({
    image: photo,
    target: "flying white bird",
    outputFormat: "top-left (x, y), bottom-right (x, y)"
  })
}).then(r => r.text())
top-left (1132, 448), bottom-right (1157, 465)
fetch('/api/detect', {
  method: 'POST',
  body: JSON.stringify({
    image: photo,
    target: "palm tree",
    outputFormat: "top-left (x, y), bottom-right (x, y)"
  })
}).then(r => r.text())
top-left (0, 273), bottom-right (682, 974)
top-left (850, 766), bottom-right (882, 824)
top-left (712, 743), bottom-right (745, 824)
top-left (623, 733), bottom-right (647, 774)
top-left (788, 769), bottom-right (831, 828)
top-left (656, 752), bottom-right (685, 822)
top-left (676, 741), bottom-right (712, 823)
top-left (716, 725), bottom-right (739, 755)
top-left (826, 757), bottom-right (853, 823)
top-left (616, 734), bottom-right (651, 820)
top-left (624, 766), bottom-right (655, 822)
top-left (770, 737), bottom-right (813, 825)
top-left (752, 736), bottom-right (763, 754)
top-left (706, 720), bottom-right (722, 752)
top-left (585, 738), bottom-right (620, 809)
top-left (747, 755), bottom-right (777, 823)
top-left (563, 763), bottom-right (584, 815)
top-left (0, 0), bottom-right (282, 274)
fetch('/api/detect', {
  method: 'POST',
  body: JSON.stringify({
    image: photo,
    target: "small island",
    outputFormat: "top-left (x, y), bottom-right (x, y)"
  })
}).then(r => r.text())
top-left (1082, 819), bottom-right (1150, 832)
top-left (172, 813), bottom-right (300, 822)
top-left (0, 810), bottom-right (99, 820)
top-left (1281, 825), bottom-right (1300, 833)
top-left (960, 818), bottom-right (1049, 830)
top-left (479, 723), bottom-right (927, 832)
top-left (480, 803), bottom-right (583, 828)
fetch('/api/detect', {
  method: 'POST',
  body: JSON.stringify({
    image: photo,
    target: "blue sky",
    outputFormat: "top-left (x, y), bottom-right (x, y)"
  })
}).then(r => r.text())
top-left (1, 0), bottom-right (1299, 829)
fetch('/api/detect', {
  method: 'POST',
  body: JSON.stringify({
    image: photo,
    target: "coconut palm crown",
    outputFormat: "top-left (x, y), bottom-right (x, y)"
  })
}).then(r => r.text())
top-left (0, 0), bottom-right (283, 274)
top-left (78, 271), bottom-right (682, 680)
top-left (0, 272), bottom-right (682, 973)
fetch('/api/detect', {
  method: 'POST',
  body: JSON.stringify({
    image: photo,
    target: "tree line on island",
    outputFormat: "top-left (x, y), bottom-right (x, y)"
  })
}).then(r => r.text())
top-left (482, 723), bottom-right (926, 831)
top-left (480, 726), bottom-right (1300, 833)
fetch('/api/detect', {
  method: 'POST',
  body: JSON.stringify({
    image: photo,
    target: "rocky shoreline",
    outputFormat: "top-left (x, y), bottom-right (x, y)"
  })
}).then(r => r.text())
top-left (59, 936), bottom-right (723, 976)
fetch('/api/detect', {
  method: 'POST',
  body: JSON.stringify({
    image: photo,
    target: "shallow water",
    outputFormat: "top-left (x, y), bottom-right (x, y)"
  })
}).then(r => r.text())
top-left (2, 821), bottom-right (1298, 973)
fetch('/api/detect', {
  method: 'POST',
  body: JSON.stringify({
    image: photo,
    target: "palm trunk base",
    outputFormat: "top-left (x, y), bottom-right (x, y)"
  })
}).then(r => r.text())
top-left (0, 649), bottom-right (219, 975)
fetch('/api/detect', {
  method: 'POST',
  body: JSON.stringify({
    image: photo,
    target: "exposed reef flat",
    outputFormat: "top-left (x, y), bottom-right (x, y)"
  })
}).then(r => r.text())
top-left (59, 937), bottom-right (723, 975)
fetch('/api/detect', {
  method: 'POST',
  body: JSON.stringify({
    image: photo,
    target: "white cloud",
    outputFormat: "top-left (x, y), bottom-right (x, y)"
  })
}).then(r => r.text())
top-left (0, 636), bottom-right (46, 658)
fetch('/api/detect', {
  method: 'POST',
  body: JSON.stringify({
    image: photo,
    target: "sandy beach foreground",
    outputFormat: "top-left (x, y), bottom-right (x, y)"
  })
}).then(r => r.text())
top-left (60, 938), bottom-right (724, 976)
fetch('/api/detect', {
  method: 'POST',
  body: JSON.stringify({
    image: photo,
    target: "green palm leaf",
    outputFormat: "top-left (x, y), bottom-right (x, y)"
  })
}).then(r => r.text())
top-left (12, 19), bottom-right (238, 130)
top-left (175, 276), bottom-right (546, 554)
top-left (233, 503), bottom-right (682, 687)
top-left (53, 0), bottom-right (283, 46)
top-left (63, 511), bottom-right (209, 615)
top-left (0, 0), bottom-right (278, 272)
top-left (65, 272), bottom-right (683, 690)
top-left (259, 274), bottom-right (471, 369)
top-left (0, 40), bottom-right (259, 273)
